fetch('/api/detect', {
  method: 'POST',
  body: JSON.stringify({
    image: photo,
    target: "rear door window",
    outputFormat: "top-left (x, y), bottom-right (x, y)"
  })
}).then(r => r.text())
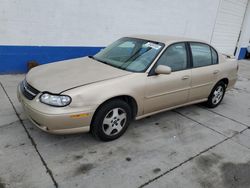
top-left (190, 43), bottom-right (212, 68)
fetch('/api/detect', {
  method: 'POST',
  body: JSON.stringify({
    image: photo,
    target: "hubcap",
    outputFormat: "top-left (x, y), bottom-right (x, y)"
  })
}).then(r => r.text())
top-left (212, 85), bottom-right (224, 105)
top-left (102, 108), bottom-right (127, 136)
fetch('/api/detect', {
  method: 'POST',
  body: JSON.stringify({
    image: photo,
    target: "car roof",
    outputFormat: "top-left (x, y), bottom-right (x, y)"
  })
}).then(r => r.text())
top-left (127, 34), bottom-right (207, 45)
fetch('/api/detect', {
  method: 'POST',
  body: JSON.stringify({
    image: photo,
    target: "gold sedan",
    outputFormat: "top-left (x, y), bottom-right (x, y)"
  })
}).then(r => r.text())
top-left (17, 35), bottom-right (238, 141)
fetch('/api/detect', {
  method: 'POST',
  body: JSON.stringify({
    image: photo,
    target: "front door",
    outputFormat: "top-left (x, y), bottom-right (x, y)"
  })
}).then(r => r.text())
top-left (144, 42), bottom-right (191, 114)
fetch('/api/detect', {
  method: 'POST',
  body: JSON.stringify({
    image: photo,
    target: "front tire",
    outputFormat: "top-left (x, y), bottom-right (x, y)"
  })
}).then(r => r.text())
top-left (205, 81), bottom-right (226, 108)
top-left (91, 99), bottom-right (131, 141)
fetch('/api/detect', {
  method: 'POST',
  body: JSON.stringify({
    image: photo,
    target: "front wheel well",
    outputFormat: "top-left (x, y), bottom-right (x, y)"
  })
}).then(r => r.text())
top-left (90, 95), bottom-right (138, 129)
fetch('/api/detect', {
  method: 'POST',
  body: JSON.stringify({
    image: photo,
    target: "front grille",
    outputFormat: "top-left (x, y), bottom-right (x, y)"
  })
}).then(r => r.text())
top-left (20, 80), bottom-right (40, 100)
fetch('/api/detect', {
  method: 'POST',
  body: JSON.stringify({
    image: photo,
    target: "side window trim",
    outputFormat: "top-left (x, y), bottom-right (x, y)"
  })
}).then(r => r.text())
top-left (185, 42), bottom-right (192, 69)
top-left (186, 42), bottom-right (193, 68)
top-left (188, 41), bottom-right (219, 68)
top-left (148, 42), bottom-right (190, 76)
top-left (210, 46), bottom-right (219, 64)
top-left (209, 47), bottom-right (213, 65)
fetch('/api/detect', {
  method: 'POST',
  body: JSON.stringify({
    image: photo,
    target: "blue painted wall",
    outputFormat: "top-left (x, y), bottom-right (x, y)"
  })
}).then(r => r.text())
top-left (238, 48), bottom-right (247, 60)
top-left (0, 45), bottom-right (247, 74)
top-left (0, 46), bottom-right (104, 74)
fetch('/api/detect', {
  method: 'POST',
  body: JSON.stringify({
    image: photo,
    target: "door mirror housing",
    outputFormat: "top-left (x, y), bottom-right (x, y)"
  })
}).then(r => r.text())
top-left (155, 65), bottom-right (172, 75)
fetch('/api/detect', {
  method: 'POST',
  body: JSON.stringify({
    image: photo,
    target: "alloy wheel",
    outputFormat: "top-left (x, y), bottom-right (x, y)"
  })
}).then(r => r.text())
top-left (102, 108), bottom-right (127, 136)
top-left (212, 85), bottom-right (224, 105)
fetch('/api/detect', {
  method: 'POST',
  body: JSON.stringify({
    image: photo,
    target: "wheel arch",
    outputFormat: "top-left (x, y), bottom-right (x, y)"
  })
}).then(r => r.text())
top-left (219, 78), bottom-right (229, 87)
top-left (208, 78), bottom-right (228, 97)
top-left (205, 78), bottom-right (228, 108)
top-left (208, 78), bottom-right (229, 98)
top-left (90, 95), bottom-right (138, 129)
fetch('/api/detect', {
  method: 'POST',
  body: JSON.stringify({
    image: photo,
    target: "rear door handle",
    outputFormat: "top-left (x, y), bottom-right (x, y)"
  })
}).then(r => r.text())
top-left (182, 75), bottom-right (190, 80)
top-left (213, 70), bottom-right (219, 74)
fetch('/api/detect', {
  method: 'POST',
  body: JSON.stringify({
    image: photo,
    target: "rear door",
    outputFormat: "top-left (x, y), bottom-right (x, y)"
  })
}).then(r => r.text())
top-left (188, 42), bottom-right (220, 101)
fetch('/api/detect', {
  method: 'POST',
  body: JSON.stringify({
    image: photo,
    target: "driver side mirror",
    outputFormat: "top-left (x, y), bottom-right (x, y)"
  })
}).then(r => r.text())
top-left (155, 65), bottom-right (172, 75)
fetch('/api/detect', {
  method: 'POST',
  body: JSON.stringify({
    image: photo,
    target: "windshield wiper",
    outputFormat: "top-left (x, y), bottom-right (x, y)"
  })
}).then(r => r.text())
top-left (88, 56), bottom-right (109, 65)
top-left (89, 56), bottom-right (127, 71)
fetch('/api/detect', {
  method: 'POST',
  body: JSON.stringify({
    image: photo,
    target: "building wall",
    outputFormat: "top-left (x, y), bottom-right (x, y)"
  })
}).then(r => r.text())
top-left (211, 0), bottom-right (248, 56)
top-left (0, 0), bottom-right (226, 73)
top-left (236, 0), bottom-right (250, 59)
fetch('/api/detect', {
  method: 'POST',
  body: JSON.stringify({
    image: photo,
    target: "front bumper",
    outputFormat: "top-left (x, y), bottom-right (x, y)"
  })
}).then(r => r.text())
top-left (17, 83), bottom-right (95, 134)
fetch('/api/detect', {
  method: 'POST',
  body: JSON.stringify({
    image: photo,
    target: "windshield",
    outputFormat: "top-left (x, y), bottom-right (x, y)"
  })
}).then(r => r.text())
top-left (93, 37), bottom-right (164, 72)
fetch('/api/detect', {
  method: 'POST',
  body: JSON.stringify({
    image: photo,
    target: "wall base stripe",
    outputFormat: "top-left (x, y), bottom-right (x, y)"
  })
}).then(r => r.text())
top-left (238, 47), bottom-right (247, 60)
top-left (0, 45), bottom-right (103, 74)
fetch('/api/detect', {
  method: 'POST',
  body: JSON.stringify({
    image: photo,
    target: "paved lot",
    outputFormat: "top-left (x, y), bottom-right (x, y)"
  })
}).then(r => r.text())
top-left (0, 60), bottom-right (250, 188)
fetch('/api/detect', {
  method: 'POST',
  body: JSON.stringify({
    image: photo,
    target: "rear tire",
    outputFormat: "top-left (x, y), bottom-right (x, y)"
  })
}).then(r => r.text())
top-left (91, 99), bottom-right (131, 141)
top-left (204, 81), bottom-right (226, 108)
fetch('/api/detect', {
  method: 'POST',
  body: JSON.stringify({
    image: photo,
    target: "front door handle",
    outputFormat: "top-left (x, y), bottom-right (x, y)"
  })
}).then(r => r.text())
top-left (213, 70), bottom-right (220, 74)
top-left (182, 75), bottom-right (190, 80)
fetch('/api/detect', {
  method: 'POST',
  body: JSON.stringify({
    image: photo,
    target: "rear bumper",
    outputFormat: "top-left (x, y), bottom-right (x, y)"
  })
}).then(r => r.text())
top-left (227, 77), bottom-right (237, 91)
top-left (17, 83), bottom-right (95, 134)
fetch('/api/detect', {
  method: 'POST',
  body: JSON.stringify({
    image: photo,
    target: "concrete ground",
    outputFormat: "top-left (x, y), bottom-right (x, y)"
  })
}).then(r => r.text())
top-left (0, 60), bottom-right (250, 188)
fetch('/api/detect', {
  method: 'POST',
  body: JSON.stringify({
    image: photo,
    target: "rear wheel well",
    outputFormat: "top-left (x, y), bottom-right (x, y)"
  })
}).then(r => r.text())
top-left (90, 95), bottom-right (138, 130)
top-left (218, 78), bottom-right (229, 87)
top-left (207, 78), bottom-right (229, 100)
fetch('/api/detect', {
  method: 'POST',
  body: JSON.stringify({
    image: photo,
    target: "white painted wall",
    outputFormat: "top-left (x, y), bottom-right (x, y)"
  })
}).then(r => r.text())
top-left (211, 0), bottom-right (248, 55)
top-left (0, 0), bottom-right (221, 46)
top-left (236, 0), bottom-right (250, 57)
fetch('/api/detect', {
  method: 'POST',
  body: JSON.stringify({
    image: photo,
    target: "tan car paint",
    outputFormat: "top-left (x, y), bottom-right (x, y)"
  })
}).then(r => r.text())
top-left (17, 35), bottom-right (238, 134)
top-left (26, 57), bottom-right (131, 93)
top-left (189, 65), bottom-right (217, 101)
top-left (144, 69), bottom-right (191, 114)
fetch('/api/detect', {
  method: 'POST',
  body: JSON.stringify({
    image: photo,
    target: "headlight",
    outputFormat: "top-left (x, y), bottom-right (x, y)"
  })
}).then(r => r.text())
top-left (40, 93), bottom-right (71, 107)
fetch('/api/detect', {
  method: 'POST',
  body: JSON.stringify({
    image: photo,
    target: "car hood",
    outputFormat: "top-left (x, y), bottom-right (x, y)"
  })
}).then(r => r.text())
top-left (26, 57), bottom-right (131, 93)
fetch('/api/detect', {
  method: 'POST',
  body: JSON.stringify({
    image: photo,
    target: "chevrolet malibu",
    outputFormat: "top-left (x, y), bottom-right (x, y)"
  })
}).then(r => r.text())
top-left (17, 35), bottom-right (238, 141)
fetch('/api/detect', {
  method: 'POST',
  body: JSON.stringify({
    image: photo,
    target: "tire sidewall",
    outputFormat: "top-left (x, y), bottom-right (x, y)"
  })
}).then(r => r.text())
top-left (207, 82), bottom-right (226, 108)
top-left (92, 100), bottom-right (131, 141)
